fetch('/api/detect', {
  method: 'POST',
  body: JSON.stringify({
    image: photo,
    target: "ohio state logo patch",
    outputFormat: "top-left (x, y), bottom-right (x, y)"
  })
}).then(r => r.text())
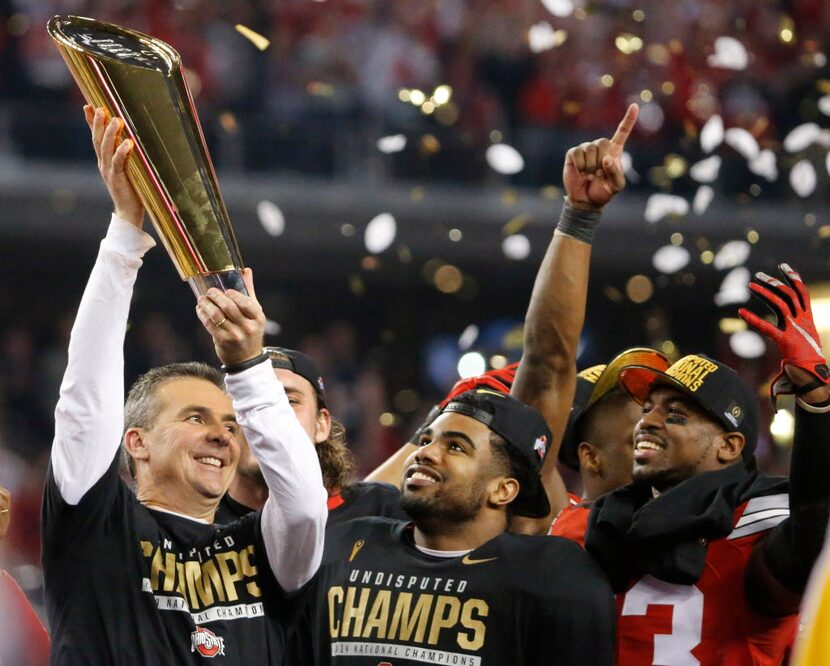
top-left (191, 626), bottom-right (226, 658)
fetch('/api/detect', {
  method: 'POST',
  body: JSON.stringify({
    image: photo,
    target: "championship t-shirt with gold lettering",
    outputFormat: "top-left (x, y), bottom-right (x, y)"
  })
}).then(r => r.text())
top-left (42, 453), bottom-right (305, 664)
top-left (305, 517), bottom-right (616, 665)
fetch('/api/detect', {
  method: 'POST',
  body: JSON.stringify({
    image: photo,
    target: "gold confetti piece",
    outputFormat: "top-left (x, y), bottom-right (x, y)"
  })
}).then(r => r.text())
top-left (235, 24), bottom-right (270, 51)
top-left (818, 225), bottom-right (830, 239)
top-left (502, 213), bottom-right (532, 236)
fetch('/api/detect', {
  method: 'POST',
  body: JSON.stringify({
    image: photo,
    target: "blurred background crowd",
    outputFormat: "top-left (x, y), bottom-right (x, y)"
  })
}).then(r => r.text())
top-left (1, 0), bottom-right (830, 623)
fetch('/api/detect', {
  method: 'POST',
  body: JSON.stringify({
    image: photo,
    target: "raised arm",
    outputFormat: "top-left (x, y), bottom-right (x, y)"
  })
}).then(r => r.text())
top-left (197, 274), bottom-right (327, 592)
top-left (511, 104), bottom-right (638, 532)
top-left (51, 106), bottom-right (153, 504)
top-left (740, 264), bottom-right (830, 614)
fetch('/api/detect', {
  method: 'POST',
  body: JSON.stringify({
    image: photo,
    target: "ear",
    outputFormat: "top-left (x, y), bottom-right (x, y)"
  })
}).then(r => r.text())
top-left (577, 442), bottom-right (600, 474)
top-left (488, 476), bottom-right (520, 509)
top-left (124, 428), bottom-right (151, 465)
top-left (715, 432), bottom-right (745, 464)
top-left (314, 407), bottom-right (332, 444)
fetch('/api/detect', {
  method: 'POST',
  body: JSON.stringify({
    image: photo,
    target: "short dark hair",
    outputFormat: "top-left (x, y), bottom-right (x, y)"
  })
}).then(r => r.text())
top-left (123, 362), bottom-right (225, 477)
top-left (575, 387), bottom-right (632, 448)
top-left (488, 432), bottom-right (538, 518)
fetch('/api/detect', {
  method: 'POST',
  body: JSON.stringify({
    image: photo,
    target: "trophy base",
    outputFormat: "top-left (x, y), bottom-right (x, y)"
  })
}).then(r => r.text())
top-left (188, 270), bottom-right (248, 298)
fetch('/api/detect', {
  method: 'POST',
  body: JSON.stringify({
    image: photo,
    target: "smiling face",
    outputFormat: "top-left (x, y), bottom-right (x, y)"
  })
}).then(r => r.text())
top-left (632, 385), bottom-right (743, 491)
top-left (127, 377), bottom-right (242, 514)
top-left (400, 412), bottom-right (514, 526)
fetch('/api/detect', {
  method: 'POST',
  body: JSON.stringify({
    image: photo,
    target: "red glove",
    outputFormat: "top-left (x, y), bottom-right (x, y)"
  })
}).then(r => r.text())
top-left (438, 362), bottom-right (519, 407)
top-left (738, 263), bottom-right (829, 405)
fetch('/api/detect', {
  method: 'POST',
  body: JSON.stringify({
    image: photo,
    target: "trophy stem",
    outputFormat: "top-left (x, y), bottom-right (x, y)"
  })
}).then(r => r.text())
top-left (188, 270), bottom-right (248, 298)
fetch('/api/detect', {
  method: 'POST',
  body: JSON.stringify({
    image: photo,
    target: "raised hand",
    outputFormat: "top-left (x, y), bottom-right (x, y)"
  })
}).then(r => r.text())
top-left (563, 103), bottom-right (638, 211)
top-left (84, 105), bottom-right (145, 228)
top-left (195, 268), bottom-right (266, 367)
top-left (739, 263), bottom-right (830, 402)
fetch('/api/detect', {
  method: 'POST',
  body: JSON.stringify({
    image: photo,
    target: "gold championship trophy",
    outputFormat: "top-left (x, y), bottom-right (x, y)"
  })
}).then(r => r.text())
top-left (48, 15), bottom-right (247, 296)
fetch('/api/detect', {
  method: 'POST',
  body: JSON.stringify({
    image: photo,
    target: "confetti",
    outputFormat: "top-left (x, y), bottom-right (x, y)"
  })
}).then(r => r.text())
top-left (486, 144), bottom-right (525, 175)
top-left (502, 234), bottom-right (531, 260)
top-left (528, 22), bottom-right (557, 53)
top-left (784, 123), bottom-right (822, 152)
top-left (693, 185), bottom-right (714, 215)
top-left (377, 134), bottom-right (407, 153)
top-left (621, 151), bottom-right (640, 182)
top-left (256, 201), bottom-right (285, 236)
top-left (790, 160), bottom-right (817, 198)
top-left (690, 155), bottom-right (721, 183)
top-left (234, 24), bottom-right (270, 51)
top-left (652, 245), bottom-right (690, 274)
top-left (707, 36), bottom-right (748, 70)
top-left (700, 115), bottom-right (724, 153)
top-left (729, 330), bottom-right (766, 359)
top-left (541, 0), bottom-right (574, 18)
top-left (749, 149), bottom-right (778, 182)
top-left (819, 95), bottom-right (830, 116)
top-left (713, 240), bottom-right (751, 270)
top-left (264, 319), bottom-right (281, 336)
top-left (364, 213), bottom-right (397, 253)
top-left (724, 128), bottom-right (759, 160)
top-left (458, 352), bottom-right (486, 378)
top-left (644, 194), bottom-right (689, 223)
top-left (458, 325), bottom-right (479, 351)
top-left (714, 267), bottom-right (751, 306)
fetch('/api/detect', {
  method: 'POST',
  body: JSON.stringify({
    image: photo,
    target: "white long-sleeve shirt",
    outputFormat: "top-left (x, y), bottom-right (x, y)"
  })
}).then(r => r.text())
top-left (50, 214), bottom-right (327, 591)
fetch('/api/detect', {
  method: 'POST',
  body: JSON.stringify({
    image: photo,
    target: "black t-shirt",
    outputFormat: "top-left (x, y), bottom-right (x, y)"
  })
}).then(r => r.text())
top-left (215, 481), bottom-right (407, 526)
top-left (304, 517), bottom-right (616, 665)
top-left (329, 482), bottom-right (407, 524)
top-left (42, 453), bottom-right (304, 664)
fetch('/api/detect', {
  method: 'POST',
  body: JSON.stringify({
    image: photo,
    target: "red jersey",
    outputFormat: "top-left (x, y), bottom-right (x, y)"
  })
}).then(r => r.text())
top-left (549, 495), bottom-right (590, 547)
top-left (616, 493), bottom-right (797, 666)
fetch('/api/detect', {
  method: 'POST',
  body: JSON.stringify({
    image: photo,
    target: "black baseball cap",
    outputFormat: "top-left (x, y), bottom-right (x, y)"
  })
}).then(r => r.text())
top-left (618, 353), bottom-right (759, 456)
top-left (440, 388), bottom-right (551, 518)
top-left (264, 347), bottom-right (327, 407)
top-left (559, 348), bottom-right (670, 470)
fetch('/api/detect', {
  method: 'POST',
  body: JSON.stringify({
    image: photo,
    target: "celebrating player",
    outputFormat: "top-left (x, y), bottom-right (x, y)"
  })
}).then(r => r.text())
top-left (303, 388), bottom-right (616, 665)
top-left (549, 348), bottom-right (670, 545)
top-left (41, 106), bottom-right (327, 663)
top-left (584, 263), bottom-right (830, 664)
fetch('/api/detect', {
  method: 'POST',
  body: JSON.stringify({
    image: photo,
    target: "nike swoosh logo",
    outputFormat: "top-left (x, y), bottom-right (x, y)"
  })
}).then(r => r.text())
top-left (461, 555), bottom-right (497, 565)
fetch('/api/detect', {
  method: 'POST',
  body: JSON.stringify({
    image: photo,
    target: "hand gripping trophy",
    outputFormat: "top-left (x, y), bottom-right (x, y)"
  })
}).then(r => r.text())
top-left (49, 15), bottom-right (247, 296)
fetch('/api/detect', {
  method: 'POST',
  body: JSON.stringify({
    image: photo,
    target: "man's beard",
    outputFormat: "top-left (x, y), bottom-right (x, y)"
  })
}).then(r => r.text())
top-left (400, 479), bottom-right (487, 531)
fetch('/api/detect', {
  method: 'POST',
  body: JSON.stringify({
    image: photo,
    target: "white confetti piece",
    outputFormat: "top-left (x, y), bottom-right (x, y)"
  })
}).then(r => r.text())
top-left (256, 201), bottom-right (285, 236)
top-left (502, 234), bottom-right (531, 260)
top-left (707, 36), bottom-right (748, 70)
top-left (819, 95), bottom-right (830, 116)
top-left (541, 0), bottom-right (574, 17)
top-left (458, 325), bottom-right (479, 351)
top-left (364, 213), bottom-right (397, 253)
top-left (826, 151), bottom-right (830, 178)
top-left (700, 115), bottom-right (724, 153)
top-left (486, 144), bottom-right (525, 175)
top-left (730, 330), bottom-right (766, 359)
top-left (724, 127), bottom-right (759, 160)
top-left (713, 240), bottom-right (751, 270)
top-left (264, 319), bottom-right (281, 336)
top-left (748, 149), bottom-right (778, 182)
top-left (458, 352), bottom-right (486, 378)
top-left (790, 160), bottom-right (817, 198)
top-left (528, 22), bottom-right (557, 53)
top-left (690, 155), bottom-right (721, 183)
top-left (693, 185), bottom-right (714, 215)
top-left (644, 194), bottom-right (689, 223)
top-left (714, 267), bottom-right (751, 306)
top-left (652, 245), bottom-right (690, 274)
top-left (784, 123), bottom-right (822, 153)
top-left (377, 134), bottom-right (407, 153)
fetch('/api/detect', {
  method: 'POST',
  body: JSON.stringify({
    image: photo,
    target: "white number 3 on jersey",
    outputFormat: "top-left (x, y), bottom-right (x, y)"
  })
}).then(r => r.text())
top-left (622, 576), bottom-right (704, 666)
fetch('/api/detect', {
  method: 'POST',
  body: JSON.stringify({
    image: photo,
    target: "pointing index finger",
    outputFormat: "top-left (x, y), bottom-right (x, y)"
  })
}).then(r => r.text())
top-left (609, 103), bottom-right (639, 156)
